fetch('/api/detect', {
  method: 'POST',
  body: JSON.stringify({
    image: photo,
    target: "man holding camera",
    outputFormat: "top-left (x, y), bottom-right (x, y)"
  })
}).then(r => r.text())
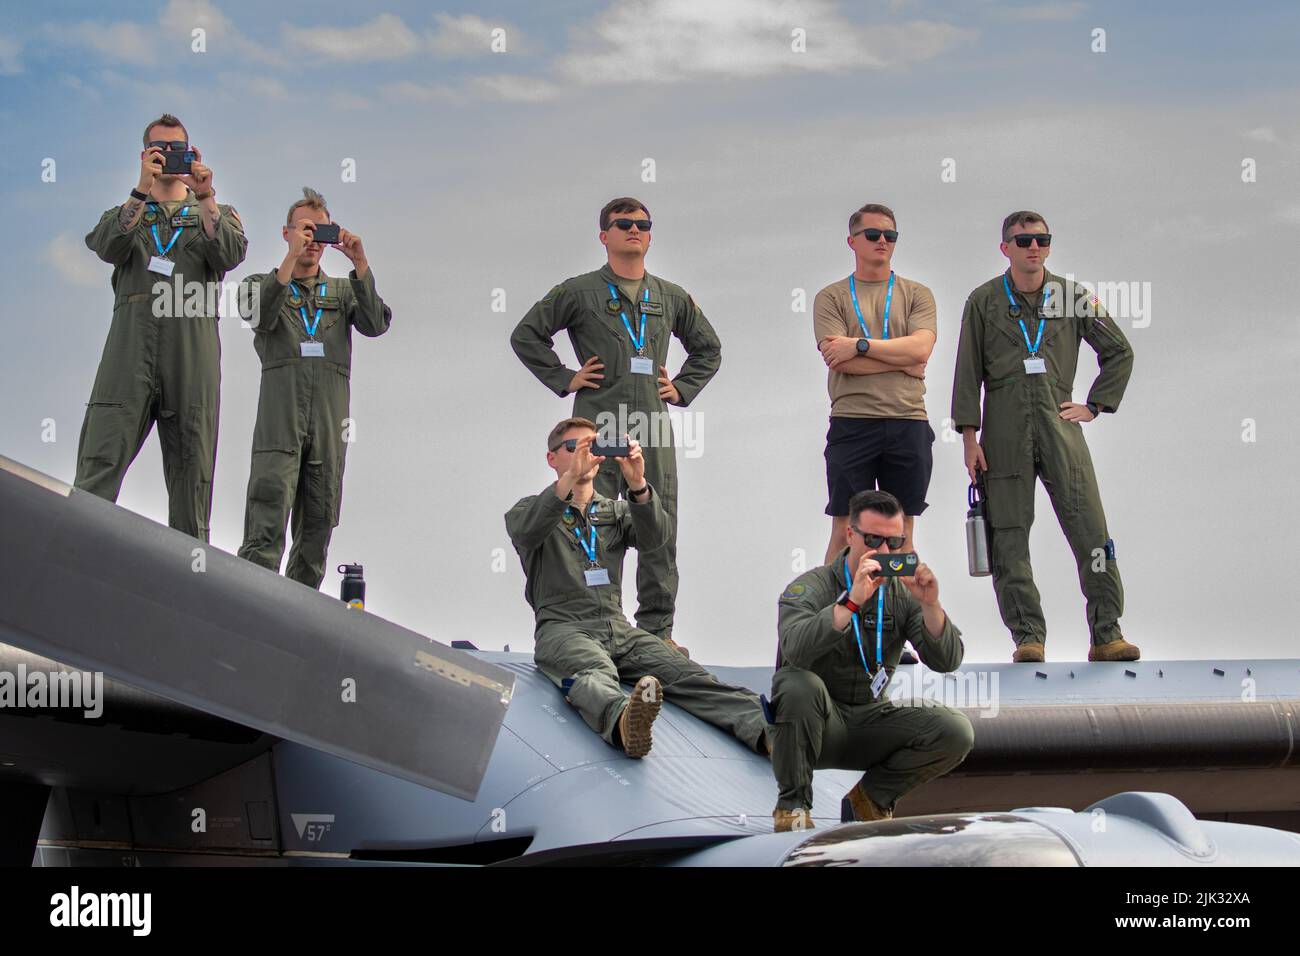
top-left (771, 490), bottom-right (972, 831)
top-left (76, 114), bottom-right (247, 540)
top-left (951, 211), bottom-right (1137, 663)
top-left (505, 418), bottom-right (768, 758)
top-left (814, 203), bottom-right (938, 564)
top-left (236, 188), bottom-right (392, 589)
top-left (510, 198), bottom-right (722, 649)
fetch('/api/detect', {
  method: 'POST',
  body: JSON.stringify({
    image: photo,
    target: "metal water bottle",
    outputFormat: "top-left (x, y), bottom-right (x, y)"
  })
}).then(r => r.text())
top-left (966, 475), bottom-right (991, 577)
top-left (339, 563), bottom-right (365, 610)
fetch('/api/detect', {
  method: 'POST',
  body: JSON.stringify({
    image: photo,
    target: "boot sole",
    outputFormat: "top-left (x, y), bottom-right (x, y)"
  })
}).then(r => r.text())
top-left (620, 676), bottom-right (663, 758)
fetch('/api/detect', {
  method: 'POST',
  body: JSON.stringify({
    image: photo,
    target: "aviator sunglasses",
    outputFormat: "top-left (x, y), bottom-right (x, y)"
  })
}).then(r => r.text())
top-left (852, 227), bottom-right (899, 243)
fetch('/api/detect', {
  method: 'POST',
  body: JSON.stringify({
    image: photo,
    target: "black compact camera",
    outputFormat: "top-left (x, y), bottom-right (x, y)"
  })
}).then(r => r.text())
top-left (161, 148), bottom-right (195, 175)
top-left (591, 440), bottom-right (630, 458)
top-left (310, 222), bottom-right (341, 245)
top-left (875, 552), bottom-right (918, 577)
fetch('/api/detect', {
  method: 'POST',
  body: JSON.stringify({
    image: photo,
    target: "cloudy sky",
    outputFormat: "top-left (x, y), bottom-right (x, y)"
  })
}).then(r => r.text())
top-left (2, 1), bottom-right (1298, 664)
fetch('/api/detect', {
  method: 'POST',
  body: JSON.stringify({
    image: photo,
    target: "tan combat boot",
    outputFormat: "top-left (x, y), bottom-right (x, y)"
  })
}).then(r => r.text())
top-left (1089, 639), bottom-right (1141, 662)
top-left (1012, 642), bottom-right (1046, 663)
top-left (773, 808), bottom-right (815, 833)
top-left (842, 782), bottom-right (893, 823)
top-left (617, 675), bottom-right (663, 758)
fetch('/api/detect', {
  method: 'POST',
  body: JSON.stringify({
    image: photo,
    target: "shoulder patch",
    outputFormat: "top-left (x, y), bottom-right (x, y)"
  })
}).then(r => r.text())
top-left (781, 583), bottom-right (808, 600)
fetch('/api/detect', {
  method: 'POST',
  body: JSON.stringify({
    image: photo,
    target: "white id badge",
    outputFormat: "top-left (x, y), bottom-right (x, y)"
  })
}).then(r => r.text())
top-left (870, 668), bottom-right (889, 698)
top-left (584, 567), bottom-right (610, 587)
top-left (1023, 357), bottom-right (1047, 375)
top-left (300, 341), bottom-right (325, 358)
top-left (148, 256), bottom-right (175, 277)
top-left (629, 356), bottom-right (654, 375)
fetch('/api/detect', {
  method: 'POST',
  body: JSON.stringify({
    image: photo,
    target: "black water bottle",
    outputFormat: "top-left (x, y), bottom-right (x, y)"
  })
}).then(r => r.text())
top-left (339, 563), bottom-right (365, 610)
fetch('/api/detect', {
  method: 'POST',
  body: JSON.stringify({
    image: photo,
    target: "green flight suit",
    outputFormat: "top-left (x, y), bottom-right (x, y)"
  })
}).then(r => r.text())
top-left (510, 264), bottom-right (723, 638)
top-left (77, 191), bottom-right (248, 540)
top-left (505, 482), bottom-right (766, 752)
top-left (951, 269), bottom-right (1134, 651)
top-left (772, 549), bottom-right (973, 812)
top-left (236, 267), bottom-right (392, 589)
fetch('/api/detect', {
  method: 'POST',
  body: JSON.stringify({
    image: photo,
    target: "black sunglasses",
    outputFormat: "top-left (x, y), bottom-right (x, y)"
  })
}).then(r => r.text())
top-left (1010, 233), bottom-right (1052, 248)
top-left (555, 438), bottom-right (580, 452)
top-left (853, 528), bottom-right (906, 550)
top-left (609, 218), bottom-right (652, 232)
top-left (852, 228), bottom-right (899, 243)
top-left (147, 140), bottom-right (190, 150)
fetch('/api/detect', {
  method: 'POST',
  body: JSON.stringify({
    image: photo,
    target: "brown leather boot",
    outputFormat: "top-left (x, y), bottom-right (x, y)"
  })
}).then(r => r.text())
top-left (773, 808), bottom-right (815, 832)
top-left (617, 675), bottom-right (663, 758)
top-left (1089, 638), bottom-right (1141, 662)
top-left (1012, 642), bottom-right (1046, 663)
top-left (842, 782), bottom-right (893, 823)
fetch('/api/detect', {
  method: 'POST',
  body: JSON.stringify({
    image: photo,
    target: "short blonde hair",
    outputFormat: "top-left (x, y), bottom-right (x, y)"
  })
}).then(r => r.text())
top-left (547, 417), bottom-right (597, 451)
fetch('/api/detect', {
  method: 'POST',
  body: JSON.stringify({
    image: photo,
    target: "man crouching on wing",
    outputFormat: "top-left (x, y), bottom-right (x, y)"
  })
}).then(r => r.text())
top-left (770, 489), bottom-right (973, 831)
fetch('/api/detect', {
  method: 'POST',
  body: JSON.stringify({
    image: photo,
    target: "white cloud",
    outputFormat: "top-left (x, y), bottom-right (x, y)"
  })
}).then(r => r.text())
top-left (160, 0), bottom-right (275, 63)
top-left (471, 74), bottom-right (561, 103)
top-left (44, 234), bottom-right (103, 289)
top-left (217, 73), bottom-right (290, 101)
top-left (428, 13), bottom-right (525, 57)
top-left (0, 33), bottom-right (21, 74)
top-left (555, 0), bottom-right (973, 84)
top-left (48, 1), bottom-right (273, 67)
top-left (53, 21), bottom-right (153, 63)
top-left (284, 13), bottom-right (420, 62)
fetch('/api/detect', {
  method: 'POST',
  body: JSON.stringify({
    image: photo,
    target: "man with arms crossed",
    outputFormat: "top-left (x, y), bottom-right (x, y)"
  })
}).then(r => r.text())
top-left (815, 203), bottom-right (937, 563)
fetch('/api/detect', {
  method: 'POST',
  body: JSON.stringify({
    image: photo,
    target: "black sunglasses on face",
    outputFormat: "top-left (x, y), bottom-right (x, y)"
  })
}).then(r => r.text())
top-left (853, 528), bottom-right (907, 550)
top-left (852, 227), bottom-right (899, 243)
top-left (147, 140), bottom-right (189, 150)
top-left (1011, 233), bottom-right (1052, 248)
top-left (555, 438), bottom-right (580, 452)
top-left (609, 218), bottom-right (652, 232)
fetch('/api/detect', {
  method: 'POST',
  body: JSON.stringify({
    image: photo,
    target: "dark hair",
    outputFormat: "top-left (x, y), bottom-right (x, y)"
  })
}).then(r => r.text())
top-left (848, 489), bottom-right (903, 525)
top-left (848, 203), bottom-right (897, 234)
top-left (600, 197), bottom-right (649, 231)
top-left (287, 186), bottom-right (330, 226)
top-left (1002, 210), bottom-right (1048, 241)
top-left (143, 113), bottom-right (187, 146)
top-left (547, 416), bottom-right (597, 451)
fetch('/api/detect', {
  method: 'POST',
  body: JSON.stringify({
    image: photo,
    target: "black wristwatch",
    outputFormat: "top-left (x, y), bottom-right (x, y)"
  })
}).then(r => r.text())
top-left (856, 338), bottom-right (870, 355)
top-left (628, 484), bottom-right (650, 502)
top-left (836, 589), bottom-right (860, 614)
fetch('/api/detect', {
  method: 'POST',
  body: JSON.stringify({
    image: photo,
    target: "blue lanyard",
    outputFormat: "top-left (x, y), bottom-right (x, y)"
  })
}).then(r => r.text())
top-left (843, 558), bottom-right (884, 674)
top-left (568, 502), bottom-right (599, 565)
top-left (290, 280), bottom-right (328, 338)
top-left (607, 283), bottom-right (650, 354)
top-left (147, 204), bottom-right (191, 257)
top-left (1002, 275), bottom-right (1050, 356)
top-left (848, 271), bottom-right (895, 340)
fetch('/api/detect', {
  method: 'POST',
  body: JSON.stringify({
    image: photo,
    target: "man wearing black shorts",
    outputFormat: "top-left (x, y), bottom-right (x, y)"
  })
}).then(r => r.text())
top-left (815, 203), bottom-right (938, 563)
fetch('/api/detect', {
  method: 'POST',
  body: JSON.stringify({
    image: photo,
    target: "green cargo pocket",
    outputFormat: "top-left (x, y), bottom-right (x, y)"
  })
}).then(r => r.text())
top-left (983, 472), bottom-right (1023, 530)
top-left (80, 401), bottom-right (124, 467)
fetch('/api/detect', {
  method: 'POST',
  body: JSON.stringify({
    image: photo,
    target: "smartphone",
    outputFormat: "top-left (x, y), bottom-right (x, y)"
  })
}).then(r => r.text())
top-left (591, 440), bottom-right (630, 458)
top-left (311, 222), bottom-right (341, 244)
top-left (874, 553), bottom-right (918, 577)
top-left (161, 149), bottom-right (194, 175)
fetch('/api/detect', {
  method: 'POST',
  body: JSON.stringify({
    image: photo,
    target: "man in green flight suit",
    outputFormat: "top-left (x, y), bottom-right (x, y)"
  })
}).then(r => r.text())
top-left (510, 197), bottom-right (721, 648)
top-left (771, 489), bottom-right (972, 832)
top-left (506, 417), bottom-right (768, 758)
top-left (77, 114), bottom-right (248, 540)
top-left (951, 211), bottom-right (1139, 663)
top-left (236, 188), bottom-right (392, 589)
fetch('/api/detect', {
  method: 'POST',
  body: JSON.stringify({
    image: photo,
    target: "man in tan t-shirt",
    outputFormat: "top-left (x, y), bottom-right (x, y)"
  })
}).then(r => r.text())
top-left (815, 203), bottom-right (938, 563)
